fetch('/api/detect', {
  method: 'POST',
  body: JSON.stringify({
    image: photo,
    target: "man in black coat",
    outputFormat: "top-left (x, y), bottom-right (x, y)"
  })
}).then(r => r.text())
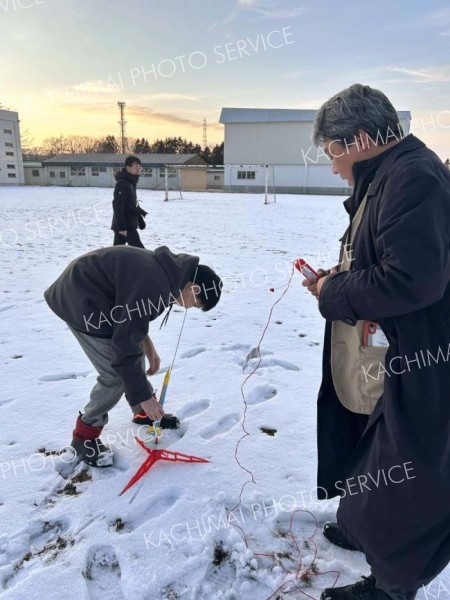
top-left (44, 246), bottom-right (222, 467)
top-left (111, 155), bottom-right (147, 248)
top-left (303, 84), bottom-right (450, 600)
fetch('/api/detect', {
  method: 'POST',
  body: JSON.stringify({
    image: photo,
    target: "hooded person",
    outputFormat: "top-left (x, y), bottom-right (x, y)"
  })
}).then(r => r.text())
top-left (111, 155), bottom-right (147, 248)
top-left (44, 245), bottom-right (222, 467)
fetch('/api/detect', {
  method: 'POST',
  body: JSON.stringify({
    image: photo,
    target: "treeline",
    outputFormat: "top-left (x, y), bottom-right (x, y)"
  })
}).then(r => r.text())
top-left (27, 135), bottom-right (224, 164)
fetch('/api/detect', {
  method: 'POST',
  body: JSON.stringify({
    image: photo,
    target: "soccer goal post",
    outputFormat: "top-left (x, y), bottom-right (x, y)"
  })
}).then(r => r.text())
top-left (264, 165), bottom-right (277, 204)
top-left (164, 166), bottom-right (183, 201)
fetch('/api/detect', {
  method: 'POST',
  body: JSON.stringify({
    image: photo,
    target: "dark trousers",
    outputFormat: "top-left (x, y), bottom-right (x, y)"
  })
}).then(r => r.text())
top-left (113, 229), bottom-right (145, 248)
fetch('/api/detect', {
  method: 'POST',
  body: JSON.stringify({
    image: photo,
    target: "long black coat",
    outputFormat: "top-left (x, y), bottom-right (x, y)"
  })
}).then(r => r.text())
top-left (317, 135), bottom-right (450, 589)
top-left (111, 170), bottom-right (147, 232)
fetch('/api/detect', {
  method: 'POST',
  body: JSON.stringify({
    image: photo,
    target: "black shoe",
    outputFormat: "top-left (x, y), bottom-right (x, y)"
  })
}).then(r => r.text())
top-left (321, 575), bottom-right (389, 600)
top-left (71, 436), bottom-right (114, 468)
top-left (132, 411), bottom-right (180, 429)
top-left (323, 522), bottom-right (358, 551)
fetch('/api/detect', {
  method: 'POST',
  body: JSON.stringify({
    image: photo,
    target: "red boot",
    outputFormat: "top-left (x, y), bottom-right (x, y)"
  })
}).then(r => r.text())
top-left (71, 414), bottom-right (114, 467)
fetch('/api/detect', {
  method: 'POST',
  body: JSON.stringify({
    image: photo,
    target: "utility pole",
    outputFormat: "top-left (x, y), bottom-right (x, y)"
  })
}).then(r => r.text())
top-left (202, 117), bottom-right (207, 149)
top-left (118, 101), bottom-right (128, 153)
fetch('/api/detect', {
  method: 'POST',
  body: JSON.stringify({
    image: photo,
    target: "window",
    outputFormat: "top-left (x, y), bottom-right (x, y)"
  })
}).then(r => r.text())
top-left (5, 142), bottom-right (13, 147)
top-left (7, 164), bottom-right (15, 169)
top-left (91, 166), bottom-right (107, 176)
top-left (159, 167), bottom-right (177, 178)
top-left (214, 175), bottom-right (221, 181)
top-left (8, 173), bottom-right (16, 178)
top-left (60, 172), bottom-right (65, 178)
top-left (6, 152), bottom-right (14, 156)
top-left (32, 170), bottom-right (40, 177)
top-left (237, 171), bottom-right (256, 180)
top-left (70, 167), bottom-right (86, 176)
top-left (50, 171), bottom-right (56, 178)
top-left (142, 168), bottom-right (153, 177)
top-left (3, 129), bottom-right (12, 134)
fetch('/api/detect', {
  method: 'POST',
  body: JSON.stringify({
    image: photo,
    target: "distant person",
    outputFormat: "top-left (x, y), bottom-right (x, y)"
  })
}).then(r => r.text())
top-left (445, 158), bottom-right (450, 168)
top-left (44, 245), bottom-right (222, 467)
top-left (111, 156), bottom-right (147, 248)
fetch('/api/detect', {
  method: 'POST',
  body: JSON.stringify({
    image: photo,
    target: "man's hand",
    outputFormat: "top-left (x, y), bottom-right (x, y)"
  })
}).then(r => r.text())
top-left (302, 268), bottom-right (336, 299)
top-left (141, 335), bottom-right (161, 375)
top-left (146, 347), bottom-right (161, 376)
top-left (119, 230), bottom-right (127, 236)
top-left (140, 395), bottom-right (165, 421)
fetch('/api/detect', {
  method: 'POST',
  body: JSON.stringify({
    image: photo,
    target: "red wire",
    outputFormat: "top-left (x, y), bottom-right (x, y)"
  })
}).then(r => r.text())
top-left (227, 263), bottom-right (341, 599)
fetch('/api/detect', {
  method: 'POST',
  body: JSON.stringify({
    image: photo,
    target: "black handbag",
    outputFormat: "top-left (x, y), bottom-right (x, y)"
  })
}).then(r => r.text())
top-left (138, 213), bottom-right (146, 230)
top-left (137, 204), bottom-right (147, 230)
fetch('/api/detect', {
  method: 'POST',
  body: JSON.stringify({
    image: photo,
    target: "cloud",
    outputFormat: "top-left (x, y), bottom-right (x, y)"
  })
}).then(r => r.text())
top-left (284, 69), bottom-right (310, 79)
top-left (387, 66), bottom-right (450, 83)
top-left (251, 6), bottom-right (307, 18)
top-left (210, 1), bottom-right (306, 32)
top-left (238, 0), bottom-right (307, 19)
top-left (126, 105), bottom-right (200, 126)
top-left (140, 93), bottom-right (204, 103)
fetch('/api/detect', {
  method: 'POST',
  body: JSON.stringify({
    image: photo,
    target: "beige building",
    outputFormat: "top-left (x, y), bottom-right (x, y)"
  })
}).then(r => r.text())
top-left (179, 165), bottom-right (207, 191)
top-left (0, 109), bottom-right (25, 185)
top-left (220, 108), bottom-right (411, 194)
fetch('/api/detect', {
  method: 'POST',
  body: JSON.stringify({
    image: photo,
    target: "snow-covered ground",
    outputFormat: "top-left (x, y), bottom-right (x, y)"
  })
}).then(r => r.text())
top-left (0, 187), bottom-right (448, 600)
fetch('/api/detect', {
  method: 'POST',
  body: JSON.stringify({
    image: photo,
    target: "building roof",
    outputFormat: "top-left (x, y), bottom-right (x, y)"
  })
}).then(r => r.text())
top-left (0, 109), bottom-right (19, 121)
top-left (43, 153), bottom-right (204, 167)
top-left (220, 107), bottom-right (412, 124)
top-left (220, 108), bottom-right (318, 124)
top-left (23, 161), bottom-right (43, 168)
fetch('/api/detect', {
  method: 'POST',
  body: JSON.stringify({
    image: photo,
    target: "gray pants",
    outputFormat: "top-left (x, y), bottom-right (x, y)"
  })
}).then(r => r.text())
top-left (69, 326), bottom-right (143, 427)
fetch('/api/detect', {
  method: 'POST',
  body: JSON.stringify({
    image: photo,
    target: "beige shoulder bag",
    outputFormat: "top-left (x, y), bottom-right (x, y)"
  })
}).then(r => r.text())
top-left (330, 192), bottom-right (388, 415)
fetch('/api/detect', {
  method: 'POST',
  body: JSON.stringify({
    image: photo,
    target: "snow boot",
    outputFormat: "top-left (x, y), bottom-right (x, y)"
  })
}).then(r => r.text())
top-left (71, 414), bottom-right (114, 468)
top-left (321, 575), bottom-right (389, 600)
top-left (321, 575), bottom-right (417, 600)
top-left (132, 411), bottom-right (180, 429)
top-left (323, 522), bottom-right (357, 551)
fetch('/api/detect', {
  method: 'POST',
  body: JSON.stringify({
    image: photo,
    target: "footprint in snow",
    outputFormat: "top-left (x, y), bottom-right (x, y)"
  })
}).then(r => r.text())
top-left (0, 398), bottom-right (14, 408)
top-left (39, 371), bottom-right (91, 382)
top-left (116, 487), bottom-right (182, 532)
top-left (200, 413), bottom-right (240, 441)
top-left (179, 398), bottom-right (211, 419)
top-left (245, 385), bottom-right (278, 406)
top-left (0, 519), bottom-right (69, 588)
top-left (179, 346), bottom-right (207, 359)
top-left (84, 545), bottom-right (124, 600)
top-left (220, 343), bottom-right (252, 353)
top-left (244, 357), bottom-right (299, 373)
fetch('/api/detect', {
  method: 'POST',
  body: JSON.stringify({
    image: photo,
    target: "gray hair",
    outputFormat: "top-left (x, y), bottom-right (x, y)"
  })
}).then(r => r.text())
top-left (312, 84), bottom-right (404, 147)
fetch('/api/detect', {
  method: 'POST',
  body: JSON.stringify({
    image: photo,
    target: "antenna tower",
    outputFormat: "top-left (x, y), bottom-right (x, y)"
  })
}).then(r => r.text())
top-left (118, 101), bottom-right (128, 153)
top-left (202, 117), bottom-right (207, 149)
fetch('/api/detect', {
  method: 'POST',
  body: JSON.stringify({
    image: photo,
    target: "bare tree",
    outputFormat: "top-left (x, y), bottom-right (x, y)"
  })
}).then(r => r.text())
top-left (41, 135), bottom-right (69, 156)
top-left (65, 135), bottom-right (98, 153)
top-left (20, 128), bottom-right (35, 153)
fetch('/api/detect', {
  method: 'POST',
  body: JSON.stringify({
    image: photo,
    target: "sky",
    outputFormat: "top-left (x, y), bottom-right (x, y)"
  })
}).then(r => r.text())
top-left (1, 0), bottom-right (450, 157)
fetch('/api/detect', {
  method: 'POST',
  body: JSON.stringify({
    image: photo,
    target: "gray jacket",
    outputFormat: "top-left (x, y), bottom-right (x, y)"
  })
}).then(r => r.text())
top-left (44, 246), bottom-right (199, 406)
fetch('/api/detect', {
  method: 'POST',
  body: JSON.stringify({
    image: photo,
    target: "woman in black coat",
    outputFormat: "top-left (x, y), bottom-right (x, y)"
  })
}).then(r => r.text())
top-left (111, 156), bottom-right (147, 248)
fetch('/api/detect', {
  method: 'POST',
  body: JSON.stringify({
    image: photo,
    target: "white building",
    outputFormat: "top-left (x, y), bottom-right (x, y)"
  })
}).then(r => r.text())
top-left (219, 108), bottom-right (411, 195)
top-left (0, 109), bottom-right (24, 185)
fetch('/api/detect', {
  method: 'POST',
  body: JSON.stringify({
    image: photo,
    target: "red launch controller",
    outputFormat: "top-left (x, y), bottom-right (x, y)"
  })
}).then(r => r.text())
top-left (294, 258), bottom-right (322, 283)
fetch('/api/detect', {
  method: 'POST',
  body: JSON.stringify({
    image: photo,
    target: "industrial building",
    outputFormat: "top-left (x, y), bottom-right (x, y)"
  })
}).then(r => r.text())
top-left (24, 153), bottom-right (208, 190)
top-left (219, 108), bottom-right (411, 195)
top-left (0, 109), bottom-right (25, 185)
